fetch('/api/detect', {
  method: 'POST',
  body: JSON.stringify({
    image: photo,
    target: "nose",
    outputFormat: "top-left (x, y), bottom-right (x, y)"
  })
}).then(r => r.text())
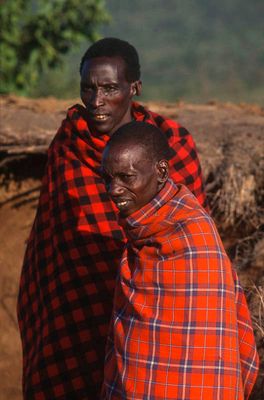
top-left (108, 180), bottom-right (125, 197)
top-left (89, 88), bottom-right (105, 107)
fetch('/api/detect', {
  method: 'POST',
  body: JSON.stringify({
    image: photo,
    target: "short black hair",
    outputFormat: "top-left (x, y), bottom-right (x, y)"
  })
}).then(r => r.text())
top-left (79, 37), bottom-right (141, 82)
top-left (105, 121), bottom-right (172, 162)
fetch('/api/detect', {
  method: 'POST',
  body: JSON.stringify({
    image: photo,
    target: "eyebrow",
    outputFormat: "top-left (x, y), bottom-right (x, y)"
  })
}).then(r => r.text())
top-left (81, 79), bottom-right (119, 85)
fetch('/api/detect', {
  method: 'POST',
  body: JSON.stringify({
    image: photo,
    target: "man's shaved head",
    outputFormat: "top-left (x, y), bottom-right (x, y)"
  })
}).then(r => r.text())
top-left (104, 121), bottom-right (172, 163)
top-left (80, 37), bottom-right (141, 82)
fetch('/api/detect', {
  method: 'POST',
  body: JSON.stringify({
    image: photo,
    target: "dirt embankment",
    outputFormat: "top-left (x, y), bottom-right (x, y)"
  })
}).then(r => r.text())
top-left (0, 95), bottom-right (263, 399)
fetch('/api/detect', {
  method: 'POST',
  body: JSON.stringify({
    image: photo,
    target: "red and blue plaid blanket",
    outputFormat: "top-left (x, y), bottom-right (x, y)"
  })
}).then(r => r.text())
top-left (17, 103), bottom-right (208, 399)
top-left (102, 180), bottom-right (259, 399)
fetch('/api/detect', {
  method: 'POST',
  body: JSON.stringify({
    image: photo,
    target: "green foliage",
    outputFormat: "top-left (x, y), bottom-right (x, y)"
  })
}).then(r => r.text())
top-left (0, 0), bottom-right (109, 94)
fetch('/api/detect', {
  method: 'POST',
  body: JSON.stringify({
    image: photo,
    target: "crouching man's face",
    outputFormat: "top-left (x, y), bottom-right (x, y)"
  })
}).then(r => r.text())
top-left (102, 142), bottom-right (168, 217)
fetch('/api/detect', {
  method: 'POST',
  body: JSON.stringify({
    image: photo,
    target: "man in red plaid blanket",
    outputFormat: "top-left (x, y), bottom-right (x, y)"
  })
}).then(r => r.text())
top-left (100, 121), bottom-right (259, 400)
top-left (17, 38), bottom-right (209, 399)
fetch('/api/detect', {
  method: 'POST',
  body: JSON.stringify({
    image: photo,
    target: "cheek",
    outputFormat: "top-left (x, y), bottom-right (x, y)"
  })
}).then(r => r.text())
top-left (112, 91), bottom-right (132, 108)
top-left (142, 178), bottom-right (158, 200)
top-left (112, 95), bottom-right (129, 108)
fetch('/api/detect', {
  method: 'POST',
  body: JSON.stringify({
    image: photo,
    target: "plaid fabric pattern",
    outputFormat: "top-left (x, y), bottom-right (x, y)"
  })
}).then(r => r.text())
top-left (17, 103), bottom-right (208, 399)
top-left (102, 180), bottom-right (259, 400)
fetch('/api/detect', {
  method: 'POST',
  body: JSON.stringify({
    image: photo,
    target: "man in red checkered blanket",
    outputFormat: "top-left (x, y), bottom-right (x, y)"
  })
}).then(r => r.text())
top-left (100, 121), bottom-right (259, 400)
top-left (17, 38), bottom-right (208, 399)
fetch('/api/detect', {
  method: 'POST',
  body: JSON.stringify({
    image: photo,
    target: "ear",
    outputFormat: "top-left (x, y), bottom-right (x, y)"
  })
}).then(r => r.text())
top-left (156, 160), bottom-right (169, 185)
top-left (131, 80), bottom-right (142, 97)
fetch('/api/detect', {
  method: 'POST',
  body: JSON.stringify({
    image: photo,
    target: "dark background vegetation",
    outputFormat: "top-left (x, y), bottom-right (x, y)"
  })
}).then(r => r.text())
top-left (2, 0), bottom-right (262, 104)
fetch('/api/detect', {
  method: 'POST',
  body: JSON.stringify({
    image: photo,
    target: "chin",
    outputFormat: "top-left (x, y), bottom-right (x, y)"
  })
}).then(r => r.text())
top-left (119, 210), bottom-right (131, 218)
top-left (88, 119), bottom-right (113, 135)
top-left (93, 124), bottom-right (110, 134)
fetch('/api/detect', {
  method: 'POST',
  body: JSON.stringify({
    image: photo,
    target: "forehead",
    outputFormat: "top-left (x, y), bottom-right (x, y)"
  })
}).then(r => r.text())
top-left (81, 56), bottom-right (127, 81)
top-left (104, 143), bottom-right (152, 169)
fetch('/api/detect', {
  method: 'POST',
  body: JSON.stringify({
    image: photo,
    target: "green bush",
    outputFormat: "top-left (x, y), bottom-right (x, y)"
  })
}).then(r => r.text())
top-left (0, 0), bottom-right (108, 94)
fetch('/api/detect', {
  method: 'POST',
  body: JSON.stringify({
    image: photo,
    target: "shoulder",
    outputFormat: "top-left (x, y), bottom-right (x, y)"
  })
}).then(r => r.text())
top-left (147, 107), bottom-right (192, 141)
top-left (49, 104), bottom-right (88, 146)
top-left (167, 186), bottom-right (222, 240)
top-left (170, 184), bottom-right (204, 211)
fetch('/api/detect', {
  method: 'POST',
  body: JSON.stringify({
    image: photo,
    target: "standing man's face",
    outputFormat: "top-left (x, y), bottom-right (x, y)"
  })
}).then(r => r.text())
top-left (80, 56), bottom-right (141, 136)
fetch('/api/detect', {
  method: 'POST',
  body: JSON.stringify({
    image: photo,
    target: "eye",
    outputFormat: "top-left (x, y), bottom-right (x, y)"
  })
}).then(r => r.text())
top-left (103, 85), bottom-right (119, 95)
top-left (121, 174), bottom-right (135, 182)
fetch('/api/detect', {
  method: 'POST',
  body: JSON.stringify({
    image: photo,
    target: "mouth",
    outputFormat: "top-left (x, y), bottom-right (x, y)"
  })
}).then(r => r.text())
top-left (91, 113), bottom-right (110, 122)
top-left (112, 199), bottom-right (130, 212)
top-left (116, 200), bottom-right (128, 208)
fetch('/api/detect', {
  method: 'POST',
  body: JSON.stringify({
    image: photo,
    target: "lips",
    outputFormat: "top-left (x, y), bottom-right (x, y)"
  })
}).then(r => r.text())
top-left (90, 112), bottom-right (110, 122)
top-left (113, 198), bottom-right (131, 211)
top-left (94, 114), bottom-right (109, 121)
top-left (116, 200), bottom-right (128, 208)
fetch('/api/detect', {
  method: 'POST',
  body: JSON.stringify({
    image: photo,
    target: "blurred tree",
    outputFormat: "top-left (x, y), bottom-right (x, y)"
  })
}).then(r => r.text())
top-left (0, 0), bottom-right (108, 94)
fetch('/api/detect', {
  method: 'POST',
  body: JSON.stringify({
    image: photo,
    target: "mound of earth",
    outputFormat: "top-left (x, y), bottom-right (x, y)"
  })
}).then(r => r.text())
top-left (0, 95), bottom-right (263, 399)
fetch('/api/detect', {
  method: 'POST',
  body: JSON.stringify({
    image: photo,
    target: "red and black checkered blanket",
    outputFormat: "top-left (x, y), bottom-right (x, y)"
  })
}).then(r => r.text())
top-left (102, 180), bottom-right (259, 400)
top-left (17, 102), bottom-right (208, 399)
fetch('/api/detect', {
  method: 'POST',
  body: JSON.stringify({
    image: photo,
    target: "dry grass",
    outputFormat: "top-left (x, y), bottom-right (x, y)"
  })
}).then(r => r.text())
top-left (206, 157), bottom-right (264, 400)
top-left (250, 285), bottom-right (264, 339)
top-left (246, 282), bottom-right (264, 399)
top-left (208, 160), bottom-right (264, 233)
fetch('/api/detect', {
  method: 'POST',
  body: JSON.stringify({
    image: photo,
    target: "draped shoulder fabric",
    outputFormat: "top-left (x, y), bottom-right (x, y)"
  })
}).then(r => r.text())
top-left (102, 180), bottom-right (259, 400)
top-left (17, 103), bottom-right (207, 399)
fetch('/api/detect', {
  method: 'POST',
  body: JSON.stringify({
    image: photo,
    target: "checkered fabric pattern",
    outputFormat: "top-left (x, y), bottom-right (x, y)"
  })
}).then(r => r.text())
top-left (102, 180), bottom-right (259, 400)
top-left (17, 103), bottom-right (208, 399)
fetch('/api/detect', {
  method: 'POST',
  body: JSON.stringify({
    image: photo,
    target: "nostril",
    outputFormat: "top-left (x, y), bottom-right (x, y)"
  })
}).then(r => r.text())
top-left (110, 183), bottom-right (124, 196)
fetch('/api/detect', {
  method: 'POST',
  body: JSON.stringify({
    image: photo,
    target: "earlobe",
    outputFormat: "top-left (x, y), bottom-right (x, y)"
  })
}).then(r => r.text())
top-left (132, 81), bottom-right (142, 96)
top-left (157, 160), bottom-right (169, 183)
